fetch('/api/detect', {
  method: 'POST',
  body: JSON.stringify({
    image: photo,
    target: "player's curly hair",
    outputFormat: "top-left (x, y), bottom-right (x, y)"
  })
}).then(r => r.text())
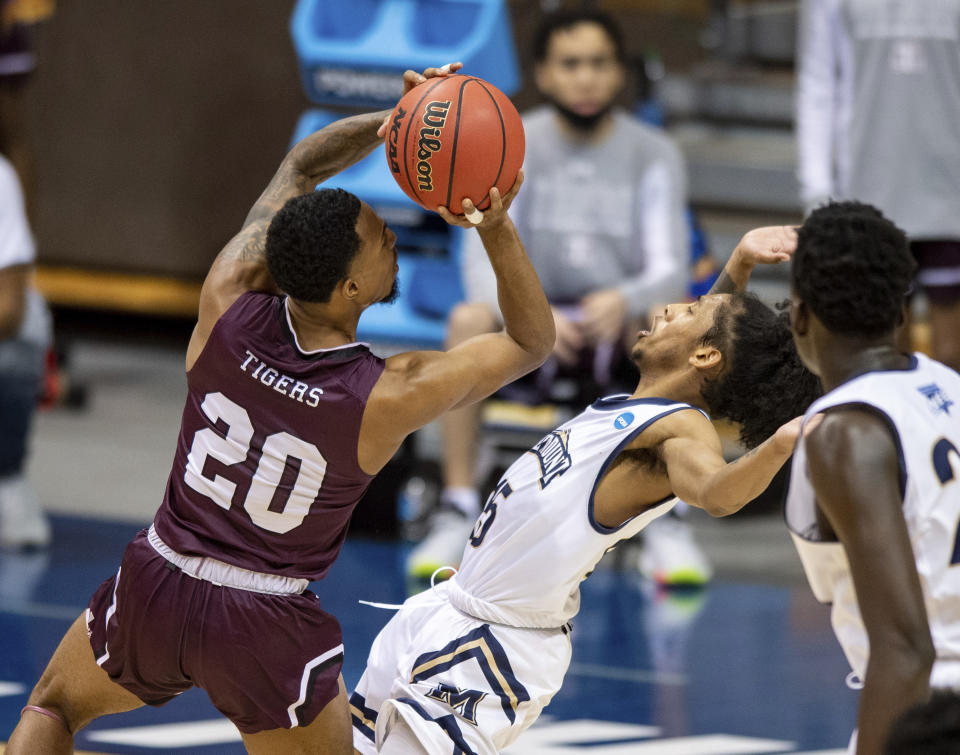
top-left (793, 201), bottom-right (915, 339)
top-left (701, 293), bottom-right (822, 449)
top-left (533, 9), bottom-right (625, 63)
top-left (265, 188), bottom-right (362, 303)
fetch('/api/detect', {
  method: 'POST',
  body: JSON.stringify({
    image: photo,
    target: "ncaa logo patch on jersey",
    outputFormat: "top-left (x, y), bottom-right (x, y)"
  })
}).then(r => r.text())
top-left (614, 412), bottom-right (635, 430)
top-left (531, 430), bottom-right (572, 489)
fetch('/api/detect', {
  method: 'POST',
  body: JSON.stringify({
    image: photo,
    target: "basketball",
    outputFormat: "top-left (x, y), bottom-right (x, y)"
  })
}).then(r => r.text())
top-left (384, 74), bottom-right (524, 214)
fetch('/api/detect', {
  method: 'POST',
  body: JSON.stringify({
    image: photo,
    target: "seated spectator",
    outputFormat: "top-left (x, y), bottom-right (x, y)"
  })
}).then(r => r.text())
top-left (0, 152), bottom-right (51, 549)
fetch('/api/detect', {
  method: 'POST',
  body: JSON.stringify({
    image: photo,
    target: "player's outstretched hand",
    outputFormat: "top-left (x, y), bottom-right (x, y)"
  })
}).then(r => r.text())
top-left (436, 170), bottom-right (524, 230)
top-left (773, 412), bottom-right (823, 455)
top-left (377, 62), bottom-right (463, 137)
top-left (733, 225), bottom-right (798, 267)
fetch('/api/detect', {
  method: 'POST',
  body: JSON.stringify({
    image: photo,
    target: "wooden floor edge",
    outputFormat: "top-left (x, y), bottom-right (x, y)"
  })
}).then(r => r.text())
top-left (34, 265), bottom-right (201, 318)
top-left (28, 264), bottom-right (935, 357)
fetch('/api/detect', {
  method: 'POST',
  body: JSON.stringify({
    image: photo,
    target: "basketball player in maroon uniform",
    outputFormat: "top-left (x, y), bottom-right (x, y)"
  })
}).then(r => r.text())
top-left (7, 64), bottom-right (554, 754)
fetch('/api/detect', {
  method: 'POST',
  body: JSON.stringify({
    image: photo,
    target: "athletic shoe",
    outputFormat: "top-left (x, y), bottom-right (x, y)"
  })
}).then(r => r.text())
top-left (638, 578), bottom-right (708, 675)
top-left (0, 549), bottom-right (50, 602)
top-left (635, 513), bottom-right (712, 586)
top-left (0, 475), bottom-right (51, 550)
top-left (406, 505), bottom-right (475, 580)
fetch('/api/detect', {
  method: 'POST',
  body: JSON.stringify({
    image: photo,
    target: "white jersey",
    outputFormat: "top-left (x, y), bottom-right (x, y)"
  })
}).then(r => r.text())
top-left (447, 395), bottom-right (696, 629)
top-left (352, 395), bottom-right (699, 754)
top-left (786, 353), bottom-right (960, 688)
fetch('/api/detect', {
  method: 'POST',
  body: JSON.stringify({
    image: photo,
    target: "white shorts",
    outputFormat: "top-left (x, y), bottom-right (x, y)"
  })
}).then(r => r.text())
top-left (351, 583), bottom-right (572, 754)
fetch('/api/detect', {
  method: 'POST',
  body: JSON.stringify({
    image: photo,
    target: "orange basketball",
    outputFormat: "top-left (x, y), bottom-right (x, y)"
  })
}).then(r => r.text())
top-left (384, 74), bottom-right (524, 214)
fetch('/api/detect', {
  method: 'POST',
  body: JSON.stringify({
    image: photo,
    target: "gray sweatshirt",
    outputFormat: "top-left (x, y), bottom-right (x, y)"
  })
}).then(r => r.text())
top-left (797, 0), bottom-right (960, 240)
top-left (461, 106), bottom-right (689, 319)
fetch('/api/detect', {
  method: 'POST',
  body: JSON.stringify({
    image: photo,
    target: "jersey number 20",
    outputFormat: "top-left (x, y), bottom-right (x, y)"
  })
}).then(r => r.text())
top-left (183, 392), bottom-right (327, 534)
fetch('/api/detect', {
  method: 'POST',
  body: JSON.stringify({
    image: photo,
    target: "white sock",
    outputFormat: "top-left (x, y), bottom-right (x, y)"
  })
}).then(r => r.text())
top-left (441, 486), bottom-right (480, 517)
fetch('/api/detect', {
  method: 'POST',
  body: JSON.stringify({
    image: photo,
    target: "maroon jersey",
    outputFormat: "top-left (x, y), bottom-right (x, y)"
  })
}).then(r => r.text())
top-left (153, 292), bottom-right (385, 581)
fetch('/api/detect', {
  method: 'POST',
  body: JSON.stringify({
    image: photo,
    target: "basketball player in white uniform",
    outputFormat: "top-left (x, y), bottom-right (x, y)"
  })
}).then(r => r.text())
top-left (352, 227), bottom-right (823, 755)
top-left (785, 201), bottom-right (960, 755)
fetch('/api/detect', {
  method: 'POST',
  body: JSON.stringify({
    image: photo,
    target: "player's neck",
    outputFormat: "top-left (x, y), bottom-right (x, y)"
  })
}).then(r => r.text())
top-left (285, 298), bottom-right (360, 349)
top-left (817, 338), bottom-right (909, 391)
top-left (630, 369), bottom-right (705, 409)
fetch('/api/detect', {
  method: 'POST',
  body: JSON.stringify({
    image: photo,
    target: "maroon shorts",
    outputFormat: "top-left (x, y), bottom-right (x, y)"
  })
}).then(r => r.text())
top-left (86, 529), bottom-right (344, 734)
top-left (912, 240), bottom-right (960, 304)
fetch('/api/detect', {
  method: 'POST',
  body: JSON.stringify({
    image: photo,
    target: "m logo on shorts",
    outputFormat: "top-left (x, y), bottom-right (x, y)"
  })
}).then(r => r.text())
top-left (425, 683), bottom-right (487, 725)
top-left (410, 625), bottom-right (531, 724)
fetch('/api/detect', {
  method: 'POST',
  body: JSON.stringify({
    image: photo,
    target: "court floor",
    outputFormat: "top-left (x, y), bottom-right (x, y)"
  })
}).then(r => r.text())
top-left (1, 336), bottom-right (859, 753)
top-left (1, 516), bottom-right (857, 754)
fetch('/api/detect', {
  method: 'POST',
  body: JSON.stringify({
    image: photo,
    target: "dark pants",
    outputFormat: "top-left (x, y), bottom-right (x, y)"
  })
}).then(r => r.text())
top-left (0, 371), bottom-right (39, 476)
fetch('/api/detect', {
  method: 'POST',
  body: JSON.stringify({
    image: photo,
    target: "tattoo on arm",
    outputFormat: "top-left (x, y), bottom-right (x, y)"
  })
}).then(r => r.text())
top-left (244, 111), bottom-right (390, 228)
top-left (708, 268), bottom-right (738, 296)
top-left (292, 110), bottom-right (390, 187)
top-left (239, 224), bottom-right (267, 263)
top-left (213, 220), bottom-right (270, 274)
top-left (208, 109), bottom-right (391, 306)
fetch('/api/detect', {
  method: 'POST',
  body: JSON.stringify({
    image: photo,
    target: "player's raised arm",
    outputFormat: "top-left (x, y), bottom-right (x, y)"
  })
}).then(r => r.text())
top-left (359, 176), bottom-right (555, 473)
top-left (187, 111), bottom-right (388, 364)
top-left (709, 225), bottom-right (797, 295)
top-left (187, 65), bottom-right (460, 369)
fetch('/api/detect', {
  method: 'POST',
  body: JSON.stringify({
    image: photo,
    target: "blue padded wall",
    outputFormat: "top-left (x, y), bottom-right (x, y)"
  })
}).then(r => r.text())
top-left (291, 0), bottom-right (519, 107)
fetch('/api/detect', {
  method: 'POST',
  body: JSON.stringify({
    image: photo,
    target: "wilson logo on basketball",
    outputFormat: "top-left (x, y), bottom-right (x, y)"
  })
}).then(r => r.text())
top-left (387, 106), bottom-right (406, 174)
top-left (384, 74), bottom-right (524, 212)
top-left (416, 100), bottom-right (451, 191)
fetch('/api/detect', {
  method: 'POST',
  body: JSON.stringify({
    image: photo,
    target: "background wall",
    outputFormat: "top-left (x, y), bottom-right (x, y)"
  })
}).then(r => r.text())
top-left (23, 0), bottom-right (710, 282)
top-left (26, 0), bottom-right (305, 278)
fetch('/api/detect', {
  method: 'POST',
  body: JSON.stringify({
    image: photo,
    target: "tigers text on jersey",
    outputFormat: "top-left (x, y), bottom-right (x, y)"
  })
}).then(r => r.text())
top-left (153, 292), bottom-right (385, 582)
top-left (448, 395), bottom-right (703, 629)
top-left (785, 353), bottom-right (960, 687)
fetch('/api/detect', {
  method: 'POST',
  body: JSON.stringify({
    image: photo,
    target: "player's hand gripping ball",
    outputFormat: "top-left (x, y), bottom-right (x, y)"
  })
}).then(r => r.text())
top-left (384, 74), bottom-right (524, 217)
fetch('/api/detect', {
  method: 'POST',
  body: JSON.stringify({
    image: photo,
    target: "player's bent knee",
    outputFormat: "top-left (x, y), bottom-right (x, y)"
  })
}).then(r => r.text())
top-left (446, 302), bottom-right (499, 344)
top-left (20, 704), bottom-right (71, 733)
top-left (26, 675), bottom-right (86, 735)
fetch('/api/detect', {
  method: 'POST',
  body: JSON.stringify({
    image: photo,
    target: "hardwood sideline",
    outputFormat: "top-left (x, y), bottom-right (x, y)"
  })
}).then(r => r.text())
top-left (34, 266), bottom-right (201, 319)
top-left (32, 265), bottom-right (935, 357)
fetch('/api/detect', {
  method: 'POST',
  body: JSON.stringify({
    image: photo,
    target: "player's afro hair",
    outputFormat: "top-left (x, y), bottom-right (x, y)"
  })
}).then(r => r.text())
top-left (266, 188), bottom-right (362, 303)
top-left (701, 293), bottom-right (822, 449)
top-left (885, 691), bottom-right (960, 755)
top-left (793, 201), bottom-right (915, 339)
